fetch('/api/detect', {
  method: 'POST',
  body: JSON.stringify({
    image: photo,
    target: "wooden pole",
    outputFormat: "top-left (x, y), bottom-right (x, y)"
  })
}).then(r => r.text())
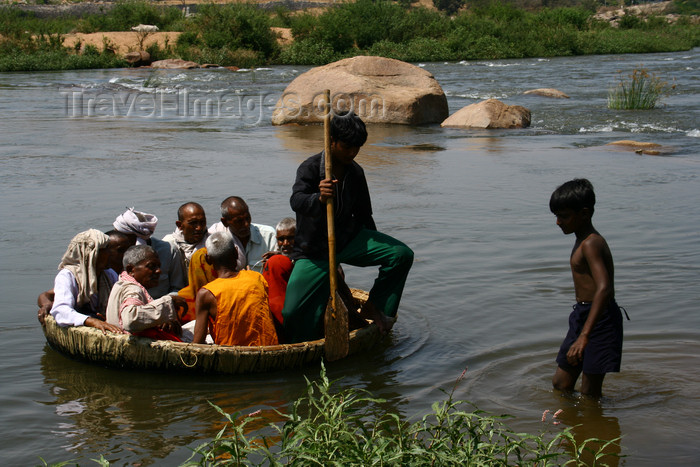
top-left (323, 90), bottom-right (349, 361)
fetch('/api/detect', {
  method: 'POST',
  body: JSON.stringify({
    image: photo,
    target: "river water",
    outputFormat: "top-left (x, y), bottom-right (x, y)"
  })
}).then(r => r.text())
top-left (1, 49), bottom-right (698, 465)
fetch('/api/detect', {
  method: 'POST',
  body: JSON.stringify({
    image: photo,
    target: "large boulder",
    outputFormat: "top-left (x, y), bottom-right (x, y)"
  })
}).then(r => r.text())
top-left (441, 99), bottom-right (531, 129)
top-left (271, 56), bottom-right (448, 125)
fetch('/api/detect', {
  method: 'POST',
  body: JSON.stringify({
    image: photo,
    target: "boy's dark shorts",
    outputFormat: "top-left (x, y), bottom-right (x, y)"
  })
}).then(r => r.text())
top-left (556, 300), bottom-right (623, 375)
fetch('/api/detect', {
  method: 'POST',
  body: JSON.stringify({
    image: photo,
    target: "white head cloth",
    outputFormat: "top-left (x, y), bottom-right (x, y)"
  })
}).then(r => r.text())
top-left (113, 207), bottom-right (158, 245)
top-left (57, 229), bottom-right (110, 307)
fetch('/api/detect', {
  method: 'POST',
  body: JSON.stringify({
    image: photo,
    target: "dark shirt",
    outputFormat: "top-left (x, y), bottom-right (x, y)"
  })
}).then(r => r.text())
top-left (290, 151), bottom-right (376, 260)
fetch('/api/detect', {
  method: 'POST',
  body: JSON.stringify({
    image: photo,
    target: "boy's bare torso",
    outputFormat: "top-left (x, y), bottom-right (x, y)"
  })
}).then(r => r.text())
top-left (570, 231), bottom-right (615, 303)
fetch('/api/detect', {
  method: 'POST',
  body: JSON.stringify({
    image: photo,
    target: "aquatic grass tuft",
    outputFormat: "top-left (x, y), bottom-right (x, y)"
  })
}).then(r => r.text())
top-left (607, 68), bottom-right (671, 110)
top-left (180, 363), bottom-right (621, 466)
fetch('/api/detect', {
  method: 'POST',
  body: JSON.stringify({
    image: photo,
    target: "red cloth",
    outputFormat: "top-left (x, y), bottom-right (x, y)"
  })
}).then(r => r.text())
top-left (134, 327), bottom-right (182, 342)
top-left (262, 255), bottom-right (293, 325)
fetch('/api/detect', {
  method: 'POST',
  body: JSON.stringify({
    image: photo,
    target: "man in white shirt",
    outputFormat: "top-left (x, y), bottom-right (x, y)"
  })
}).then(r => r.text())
top-left (208, 196), bottom-right (276, 273)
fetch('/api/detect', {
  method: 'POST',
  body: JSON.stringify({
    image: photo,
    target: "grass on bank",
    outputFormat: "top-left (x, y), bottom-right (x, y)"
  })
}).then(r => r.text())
top-left (1, 0), bottom-right (699, 71)
top-left (608, 67), bottom-right (671, 109)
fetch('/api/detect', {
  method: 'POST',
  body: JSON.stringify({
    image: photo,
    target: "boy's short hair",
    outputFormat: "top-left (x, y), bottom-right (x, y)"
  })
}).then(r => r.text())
top-left (330, 111), bottom-right (367, 147)
top-left (549, 178), bottom-right (596, 214)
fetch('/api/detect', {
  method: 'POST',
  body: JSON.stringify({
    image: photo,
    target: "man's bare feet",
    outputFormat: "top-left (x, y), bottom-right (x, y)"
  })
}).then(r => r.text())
top-left (359, 300), bottom-right (395, 335)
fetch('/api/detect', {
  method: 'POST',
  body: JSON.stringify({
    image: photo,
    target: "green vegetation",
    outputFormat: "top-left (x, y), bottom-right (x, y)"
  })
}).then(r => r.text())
top-left (608, 67), bottom-right (671, 109)
top-left (175, 3), bottom-right (279, 67)
top-left (1, 0), bottom-right (699, 71)
top-left (175, 365), bottom-right (619, 466)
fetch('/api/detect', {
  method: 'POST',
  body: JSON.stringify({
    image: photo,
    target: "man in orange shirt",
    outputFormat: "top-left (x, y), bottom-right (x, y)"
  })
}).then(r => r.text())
top-left (192, 231), bottom-right (278, 347)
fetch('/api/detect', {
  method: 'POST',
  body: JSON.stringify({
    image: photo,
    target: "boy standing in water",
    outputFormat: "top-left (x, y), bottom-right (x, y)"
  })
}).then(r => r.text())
top-left (550, 179), bottom-right (623, 398)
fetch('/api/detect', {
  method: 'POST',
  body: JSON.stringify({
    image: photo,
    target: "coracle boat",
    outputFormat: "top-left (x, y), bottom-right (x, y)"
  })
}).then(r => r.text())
top-left (41, 289), bottom-right (383, 374)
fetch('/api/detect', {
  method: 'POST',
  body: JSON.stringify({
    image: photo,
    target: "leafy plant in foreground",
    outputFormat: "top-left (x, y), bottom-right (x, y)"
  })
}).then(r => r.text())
top-left (608, 67), bottom-right (672, 110)
top-left (182, 364), bottom-right (621, 466)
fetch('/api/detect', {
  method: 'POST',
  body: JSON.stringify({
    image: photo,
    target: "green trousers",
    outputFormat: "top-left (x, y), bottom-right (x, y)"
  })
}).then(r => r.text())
top-left (281, 228), bottom-right (414, 343)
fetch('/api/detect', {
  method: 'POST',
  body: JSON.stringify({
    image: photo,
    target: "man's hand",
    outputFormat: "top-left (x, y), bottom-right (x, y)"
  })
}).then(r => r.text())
top-left (37, 290), bottom-right (55, 325)
top-left (566, 335), bottom-right (589, 366)
top-left (318, 178), bottom-right (337, 203)
top-left (172, 295), bottom-right (188, 313)
top-left (84, 317), bottom-right (125, 334)
top-left (37, 304), bottom-right (51, 325)
top-left (161, 320), bottom-right (182, 337)
top-left (261, 251), bottom-right (279, 261)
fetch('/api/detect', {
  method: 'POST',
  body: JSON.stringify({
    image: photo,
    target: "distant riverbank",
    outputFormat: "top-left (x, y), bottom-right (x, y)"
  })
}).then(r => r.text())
top-left (1, 0), bottom-right (698, 72)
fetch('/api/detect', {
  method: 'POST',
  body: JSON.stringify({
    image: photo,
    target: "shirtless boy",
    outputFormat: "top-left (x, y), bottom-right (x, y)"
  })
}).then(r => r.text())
top-left (550, 179), bottom-right (623, 398)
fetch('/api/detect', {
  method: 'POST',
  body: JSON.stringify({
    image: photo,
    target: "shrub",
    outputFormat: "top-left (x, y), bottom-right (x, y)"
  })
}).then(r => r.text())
top-left (191, 3), bottom-right (279, 61)
top-left (278, 38), bottom-right (339, 65)
top-left (672, 0), bottom-right (700, 15)
top-left (617, 11), bottom-right (643, 29)
top-left (368, 37), bottom-right (455, 62)
top-left (0, 50), bottom-right (126, 72)
top-left (433, 0), bottom-right (465, 15)
top-left (608, 67), bottom-right (671, 110)
top-left (77, 0), bottom-right (184, 33)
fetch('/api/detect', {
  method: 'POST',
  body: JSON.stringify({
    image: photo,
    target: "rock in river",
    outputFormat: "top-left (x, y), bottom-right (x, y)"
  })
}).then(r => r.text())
top-left (271, 56), bottom-right (448, 125)
top-left (523, 88), bottom-right (569, 98)
top-left (150, 59), bottom-right (200, 69)
top-left (441, 99), bottom-right (531, 129)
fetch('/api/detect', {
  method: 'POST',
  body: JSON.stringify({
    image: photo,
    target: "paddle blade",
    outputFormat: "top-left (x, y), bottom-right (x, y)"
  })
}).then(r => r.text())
top-left (324, 291), bottom-right (349, 361)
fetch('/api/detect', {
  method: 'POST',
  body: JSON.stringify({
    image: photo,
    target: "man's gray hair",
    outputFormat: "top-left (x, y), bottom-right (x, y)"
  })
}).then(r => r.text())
top-left (205, 230), bottom-right (237, 261)
top-left (276, 217), bottom-right (296, 232)
top-left (123, 245), bottom-right (157, 269)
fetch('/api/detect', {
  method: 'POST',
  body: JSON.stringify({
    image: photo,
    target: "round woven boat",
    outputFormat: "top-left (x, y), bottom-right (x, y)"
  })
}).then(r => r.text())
top-left (41, 289), bottom-right (383, 374)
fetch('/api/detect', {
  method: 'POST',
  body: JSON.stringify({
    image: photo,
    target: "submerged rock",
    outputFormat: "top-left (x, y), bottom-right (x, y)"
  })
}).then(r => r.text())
top-left (523, 88), bottom-right (569, 99)
top-left (441, 99), bottom-right (531, 129)
top-left (150, 59), bottom-right (200, 69)
top-left (271, 56), bottom-right (448, 125)
top-left (606, 140), bottom-right (665, 155)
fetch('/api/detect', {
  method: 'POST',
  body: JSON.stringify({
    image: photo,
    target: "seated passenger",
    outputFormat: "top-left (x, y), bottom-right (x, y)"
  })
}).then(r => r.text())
top-left (48, 229), bottom-right (126, 333)
top-left (208, 196), bottom-right (276, 272)
top-left (262, 217), bottom-right (296, 327)
top-left (106, 245), bottom-right (186, 341)
top-left (176, 247), bottom-right (219, 323)
top-left (193, 231), bottom-right (278, 346)
top-left (162, 202), bottom-right (209, 281)
top-left (38, 230), bottom-right (132, 325)
top-left (113, 207), bottom-right (186, 298)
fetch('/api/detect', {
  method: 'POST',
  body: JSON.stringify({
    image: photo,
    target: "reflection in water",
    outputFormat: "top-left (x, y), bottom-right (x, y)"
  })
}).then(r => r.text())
top-left (39, 348), bottom-right (295, 465)
top-left (41, 349), bottom-right (212, 464)
top-left (551, 395), bottom-right (622, 467)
